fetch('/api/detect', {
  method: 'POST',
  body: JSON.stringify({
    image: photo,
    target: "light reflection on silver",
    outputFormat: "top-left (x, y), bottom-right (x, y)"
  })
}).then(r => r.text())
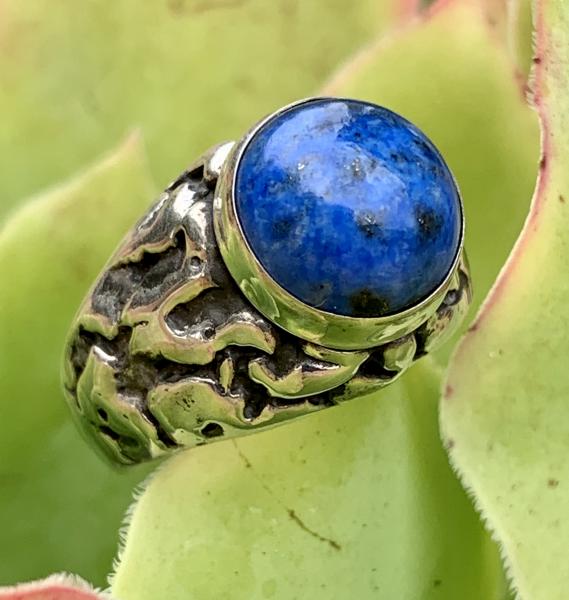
top-left (62, 101), bottom-right (471, 466)
top-left (171, 184), bottom-right (197, 219)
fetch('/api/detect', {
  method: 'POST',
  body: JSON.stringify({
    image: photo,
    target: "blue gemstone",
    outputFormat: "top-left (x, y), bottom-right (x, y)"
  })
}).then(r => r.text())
top-left (234, 98), bottom-right (462, 318)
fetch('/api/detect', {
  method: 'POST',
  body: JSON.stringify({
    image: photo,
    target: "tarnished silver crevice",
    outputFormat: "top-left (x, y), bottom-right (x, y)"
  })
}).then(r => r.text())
top-left (62, 144), bottom-right (472, 465)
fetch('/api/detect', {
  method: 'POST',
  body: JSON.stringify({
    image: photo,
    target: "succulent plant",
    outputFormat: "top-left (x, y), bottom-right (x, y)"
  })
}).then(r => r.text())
top-left (0, 0), bottom-right (566, 598)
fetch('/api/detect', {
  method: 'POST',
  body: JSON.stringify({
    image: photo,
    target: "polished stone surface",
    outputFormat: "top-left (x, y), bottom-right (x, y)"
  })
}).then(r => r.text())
top-left (234, 98), bottom-right (462, 317)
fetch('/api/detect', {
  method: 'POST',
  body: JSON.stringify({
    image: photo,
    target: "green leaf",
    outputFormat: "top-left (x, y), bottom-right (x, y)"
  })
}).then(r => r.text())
top-left (323, 0), bottom-right (540, 361)
top-left (0, 136), bottom-right (155, 585)
top-left (112, 361), bottom-right (506, 600)
top-left (0, 0), bottom-right (394, 222)
top-left (440, 0), bottom-right (569, 598)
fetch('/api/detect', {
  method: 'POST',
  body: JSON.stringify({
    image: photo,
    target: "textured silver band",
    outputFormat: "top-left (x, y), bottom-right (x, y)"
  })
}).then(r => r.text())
top-left (62, 143), bottom-right (471, 465)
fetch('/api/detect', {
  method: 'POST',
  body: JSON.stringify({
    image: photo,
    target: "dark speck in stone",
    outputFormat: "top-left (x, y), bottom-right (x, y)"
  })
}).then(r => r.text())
top-left (271, 216), bottom-right (296, 239)
top-left (412, 137), bottom-right (436, 157)
top-left (308, 282), bottom-right (332, 308)
top-left (349, 289), bottom-right (390, 317)
top-left (416, 207), bottom-right (444, 242)
top-left (389, 152), bottom-right (406, 163)
top-left (351, 160), bottom-right (362, 180)
top-left (234, 98), bottom-right (462, 317)
top-left (356, 211), bottom-right (383, 239)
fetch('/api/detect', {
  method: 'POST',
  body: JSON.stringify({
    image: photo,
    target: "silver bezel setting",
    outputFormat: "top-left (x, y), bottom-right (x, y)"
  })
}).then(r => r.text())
top-left (213, 96), bottom-right (465, 351)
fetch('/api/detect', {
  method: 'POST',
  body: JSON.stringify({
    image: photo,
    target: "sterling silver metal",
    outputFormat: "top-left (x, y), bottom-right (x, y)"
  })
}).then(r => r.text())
top-left (62, 103), bottom-right (472, 466)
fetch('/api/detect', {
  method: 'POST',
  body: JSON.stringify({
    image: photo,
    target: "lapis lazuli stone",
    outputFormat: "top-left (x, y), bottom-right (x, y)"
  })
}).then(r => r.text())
top-left (234, 98), bottom-right (462, 318)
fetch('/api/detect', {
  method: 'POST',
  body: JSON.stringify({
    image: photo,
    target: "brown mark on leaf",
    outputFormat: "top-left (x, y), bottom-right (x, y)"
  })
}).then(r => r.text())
top-left (548, 478), bottom-right (560, 488)
top-left (287, 509), bottom-right (341, 551)
top-left (233, 442), bottom-right (341, 551)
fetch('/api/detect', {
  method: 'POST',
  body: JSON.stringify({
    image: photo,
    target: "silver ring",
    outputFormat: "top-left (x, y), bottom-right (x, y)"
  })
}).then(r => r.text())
top-left (62, 97), bottom-right (472, 465)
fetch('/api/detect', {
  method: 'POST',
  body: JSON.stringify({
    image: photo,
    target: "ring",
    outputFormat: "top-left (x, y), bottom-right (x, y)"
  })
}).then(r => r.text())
top-left (62, 97), bottom-right (472, 465)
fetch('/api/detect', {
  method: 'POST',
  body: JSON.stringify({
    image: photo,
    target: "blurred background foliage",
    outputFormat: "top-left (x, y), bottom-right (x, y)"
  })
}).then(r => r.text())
top-left (0, 0), bottom-right (394, 221)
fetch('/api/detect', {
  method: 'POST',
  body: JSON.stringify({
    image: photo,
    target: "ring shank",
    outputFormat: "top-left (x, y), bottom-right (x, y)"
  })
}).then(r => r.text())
top-left (62, 144), bottom-right (471, 465)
